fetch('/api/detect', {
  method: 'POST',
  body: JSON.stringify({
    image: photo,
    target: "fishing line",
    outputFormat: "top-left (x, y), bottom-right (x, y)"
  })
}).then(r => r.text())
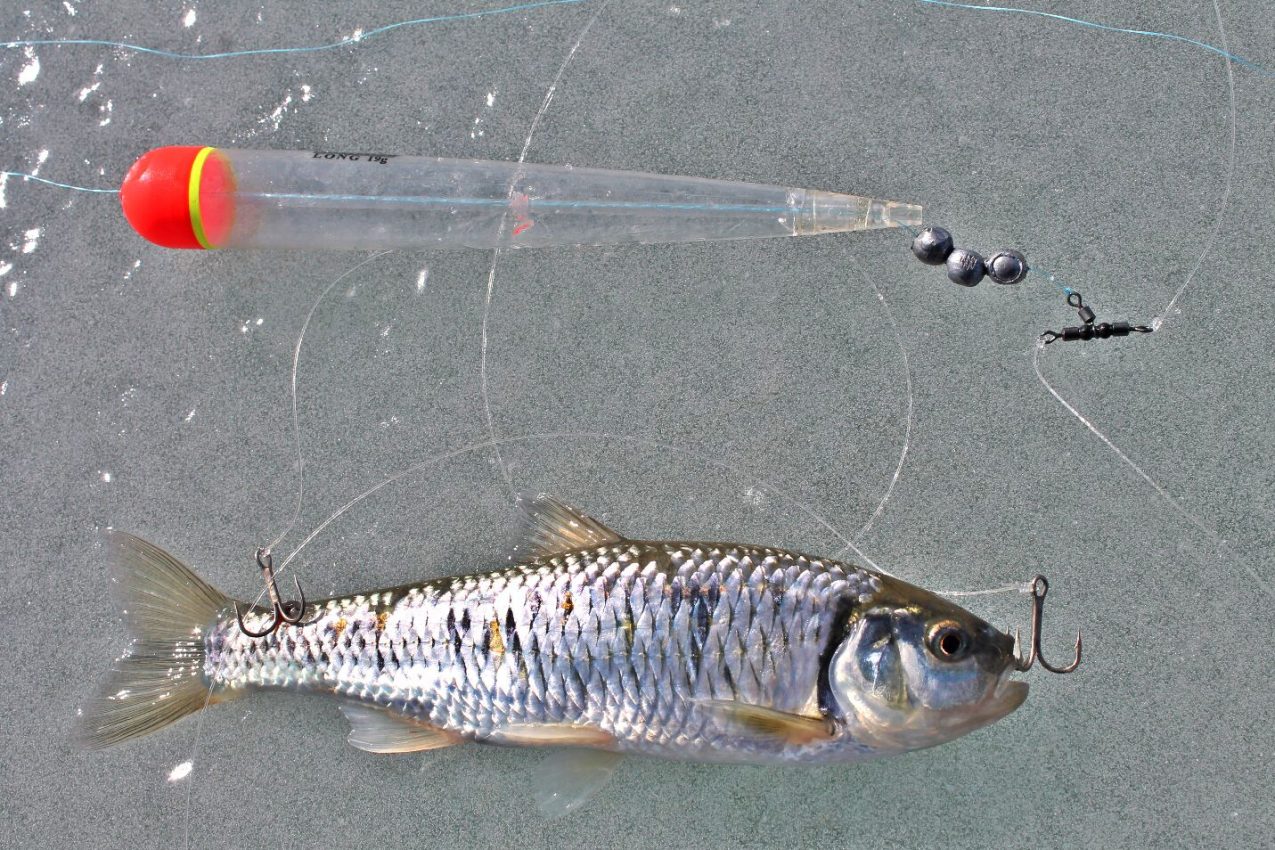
top-left (937, 582), bottom-right (1031, 597)
top-left (481, 0), bottom-right (612, 495)
top-left (2, 1), bottom-right (1265, 76)
top-left (1029, 0), bottom-right (1272, 601)
top-left (0, 0), bottom-right (592, 60)
top-left (0, 171), bottom-right (117, 193)
top-left (912, 0), bottom-right (1275, 78)
top-left (258, 250), bottom-right (397, 560)
top-left (273, 430), bottom-right (877, 578)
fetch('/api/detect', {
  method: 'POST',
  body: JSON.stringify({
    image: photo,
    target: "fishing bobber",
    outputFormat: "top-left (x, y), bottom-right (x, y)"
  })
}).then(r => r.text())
top-left (119, 145), bottom-right (924, 251)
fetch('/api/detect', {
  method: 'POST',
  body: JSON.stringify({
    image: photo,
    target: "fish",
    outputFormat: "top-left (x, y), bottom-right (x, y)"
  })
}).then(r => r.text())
top-left (83, 495), bottom-right (1028, 814)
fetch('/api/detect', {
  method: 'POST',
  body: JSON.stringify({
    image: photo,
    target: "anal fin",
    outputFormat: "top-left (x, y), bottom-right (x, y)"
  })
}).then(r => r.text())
top-left (532, 750), bottom-right (624, 819)
top-left (338, 704), bottom-right (464, 754)
top-left (697, 699), bottom-right (835, 746)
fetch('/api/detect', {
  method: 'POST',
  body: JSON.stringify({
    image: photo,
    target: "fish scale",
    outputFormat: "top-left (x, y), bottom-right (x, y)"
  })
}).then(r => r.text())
top-left (206, 541), bottom-right (881, 762)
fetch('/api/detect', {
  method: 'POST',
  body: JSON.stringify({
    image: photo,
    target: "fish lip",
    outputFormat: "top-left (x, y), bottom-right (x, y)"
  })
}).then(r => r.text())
top-left (990, 680), bottom-right (1029, 718)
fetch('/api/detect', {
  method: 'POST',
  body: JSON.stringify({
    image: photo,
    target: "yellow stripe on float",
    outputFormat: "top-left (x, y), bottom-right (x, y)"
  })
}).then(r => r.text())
top-left (187, 146), bottom-right (216, 249)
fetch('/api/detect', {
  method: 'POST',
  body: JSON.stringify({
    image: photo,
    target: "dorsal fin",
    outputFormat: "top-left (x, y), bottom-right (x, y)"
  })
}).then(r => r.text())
top-left (511, 493), bottom-right (624, 561)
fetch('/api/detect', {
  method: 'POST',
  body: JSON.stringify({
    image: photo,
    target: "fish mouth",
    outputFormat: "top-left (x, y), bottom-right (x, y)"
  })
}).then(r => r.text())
top-left (984, 679), bottom-right (1029, 721)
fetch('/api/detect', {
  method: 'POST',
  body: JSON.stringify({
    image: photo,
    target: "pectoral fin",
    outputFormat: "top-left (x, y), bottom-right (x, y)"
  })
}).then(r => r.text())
top-left (532, 750), bottom-right (624, 819)
top-left (697, 699), bottom-right (835, 746)
top-left (338, 704), bottom-right (464, 754)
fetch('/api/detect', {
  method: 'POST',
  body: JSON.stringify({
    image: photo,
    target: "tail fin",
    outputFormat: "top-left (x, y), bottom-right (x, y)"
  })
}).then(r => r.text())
top-left (80, 531), bottom-right (239, 748)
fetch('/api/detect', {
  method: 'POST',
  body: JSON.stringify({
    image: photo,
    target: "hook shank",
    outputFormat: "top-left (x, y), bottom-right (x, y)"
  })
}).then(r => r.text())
top-left (234, 548), bottom-right (312, 638)
top-left (1013, 574), bottom-right (1082, 674)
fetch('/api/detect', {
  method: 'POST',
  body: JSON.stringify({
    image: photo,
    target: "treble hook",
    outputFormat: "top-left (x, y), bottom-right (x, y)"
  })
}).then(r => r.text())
top-left (235, 548), bottom-right (311, 638)
top-left (1013, 575), bottom-right (1083, 674)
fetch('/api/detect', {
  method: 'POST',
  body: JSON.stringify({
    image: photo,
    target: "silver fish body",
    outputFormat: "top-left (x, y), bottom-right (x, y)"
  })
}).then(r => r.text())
top-left (215, 542), bottom-right (883, 764)
top-left (84, 495), bottom-right (1027, 773)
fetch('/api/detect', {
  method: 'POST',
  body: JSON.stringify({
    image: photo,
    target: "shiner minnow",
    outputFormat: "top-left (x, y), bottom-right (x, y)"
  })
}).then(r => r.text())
top-left (84, 495), bottom-right (1076, 815)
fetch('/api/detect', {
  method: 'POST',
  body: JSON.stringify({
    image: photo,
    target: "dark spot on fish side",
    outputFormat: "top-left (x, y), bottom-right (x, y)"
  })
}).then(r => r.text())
top-left (505, 608), bottom-right (517, 642)
top-left (689, 591), bottom-right (713, 678)
top-left (563, 590), bottom-right (574, 616)
top-left (447, 609), bottom-right (462, 653)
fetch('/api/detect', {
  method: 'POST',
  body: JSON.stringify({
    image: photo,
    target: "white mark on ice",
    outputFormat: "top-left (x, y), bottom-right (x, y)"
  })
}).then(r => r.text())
top-left (486, 90), bottom-right (496, 107)
top-left (32, 149), bottom-right (48, 176)
top-left (379, 324), bottom-right (391, 337)
top-left (63, 1), bottom-right (76, 15)
top-left (300, 84), bottom-right (313, 102)
top-left (184, 408), bottom-right (197, 422)
top-left (415, 268), bottom-right (429, 292)
top-left (100, 471), bottom-right (113, 483)
top-left (123, 259), bottom-right (141, 280)
top-left (182, 9), bottom-right (197, 27)
top-left (255, 317), bottom-right (263, 326)
top-left (77, 78), bottom-right (101, 102)
top-left (98, 99), bottom-right (113, 126)
top-left (0, 262), bottom-right (12, 277)
top-left (0, 173), bottom-right (7, 209)
top-left (712, 17), bottom-right (731, 28)
top-left (17, 48), bottom-right (40, 86)
top-left (7, 282), bottom-right (17, 298)
top-left (259, 92), bottom-right (293, 131)
top-left (21, 228), bottom-right (41, 253)
top-left (168, 761), bottom-right (193, 782)
top-left (744, 487), bottom-right (766, 508)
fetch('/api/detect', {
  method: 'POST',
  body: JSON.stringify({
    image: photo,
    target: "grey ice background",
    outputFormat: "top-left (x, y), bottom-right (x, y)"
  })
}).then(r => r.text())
top-left (1, 1), bottom-right (1272, 848)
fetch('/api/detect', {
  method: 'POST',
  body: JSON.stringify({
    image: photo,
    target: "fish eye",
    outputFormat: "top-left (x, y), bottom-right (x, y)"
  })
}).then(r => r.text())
top-left (927, 621), bottom-right (970, 661)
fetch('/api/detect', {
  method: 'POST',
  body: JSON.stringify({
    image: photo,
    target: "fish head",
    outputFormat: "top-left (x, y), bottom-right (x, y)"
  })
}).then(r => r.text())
top-left (828, 574), bottom-right (1026, 753)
